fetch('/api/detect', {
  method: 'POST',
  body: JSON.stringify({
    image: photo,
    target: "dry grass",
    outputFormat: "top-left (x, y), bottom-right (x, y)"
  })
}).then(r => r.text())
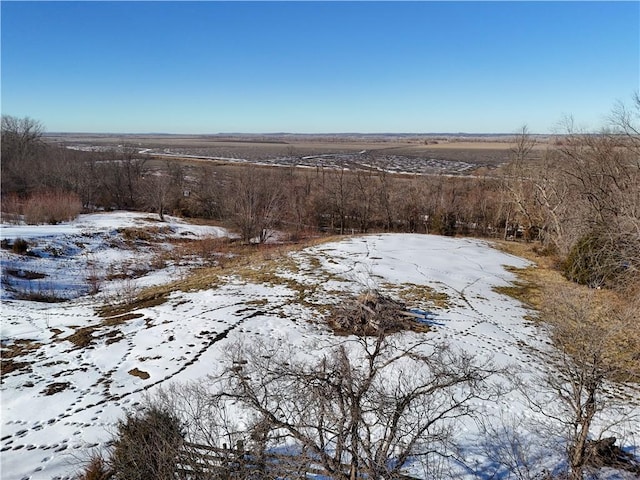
top-left (93, 235), bottom-right (343, 323)
top-left (118, 226), bottom-right (171, 244)
top-left (97, 291), bottom-right (168, 318)
top-left (492, 240), bottom-right (568, 312)
top-left (64, 313), bottom-right (145, 350)
top-left (41, 381), bottom-right (71, 396)
top-left (5, 269), bottom-right (47, 280)
top-left (23, 191), bottom-right (82, 225)
top-left (0, 339), bottom-right (42, 378)
top-left (493, 240), bottom-right (640, 379)
top-left (128, 368), bottom-right (150, 380)
top-left (381, 282), bottom-right (451, 310)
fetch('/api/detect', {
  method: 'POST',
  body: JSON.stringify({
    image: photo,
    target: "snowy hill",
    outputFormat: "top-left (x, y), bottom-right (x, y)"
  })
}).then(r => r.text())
top-left (1, 213), bottom-right (638, 479)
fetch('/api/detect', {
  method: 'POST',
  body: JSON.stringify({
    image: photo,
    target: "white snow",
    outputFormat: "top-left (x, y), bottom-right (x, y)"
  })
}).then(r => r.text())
top-left (1, 214), bottom-right (638, 479)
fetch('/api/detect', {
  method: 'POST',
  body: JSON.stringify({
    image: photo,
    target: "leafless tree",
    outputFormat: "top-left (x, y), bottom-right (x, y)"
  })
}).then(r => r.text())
top-left (226, 167), bottom-right (286, 243)
top-left (503, 104), bottom-right (640, 292)
top-left (1, 115), bottom-right (45, 194)
top-left (522, 287), bottom-right (640, 480)
top-left (143, 171), bottom-right (173, 221)
top-left (97, 145), bottom-right (148, 209)
top-left (209, 333), bottom-right (501, 479)
top-left (352, 168), bottom-right (378, 233)
top-left (377, 169), bottom-right (398, 231)
top-left (325, 168), bottom-right (353, 235)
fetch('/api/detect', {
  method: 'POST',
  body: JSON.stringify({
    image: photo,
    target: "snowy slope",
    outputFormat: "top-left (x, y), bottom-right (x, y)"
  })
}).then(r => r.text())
top-left (1, 216), bottom-right (638, 479)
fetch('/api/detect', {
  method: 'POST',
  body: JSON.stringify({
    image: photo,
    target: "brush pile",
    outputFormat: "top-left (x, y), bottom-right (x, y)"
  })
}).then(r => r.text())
top-left (585, 437), bottom-right (640, 473)
top-left (328, 290), bottom-right (426, 336)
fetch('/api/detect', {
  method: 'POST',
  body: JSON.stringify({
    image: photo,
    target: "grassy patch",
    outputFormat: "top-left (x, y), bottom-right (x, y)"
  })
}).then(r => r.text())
top-left (493, 240), bottom-right (640, 382)
top-left (64, 313), bottom-right (145, 349)
top-left (381, 282), bottom-right (451, 310)
top-left (493, 265), bottom-right (544, 310)
top-left (491, 241), bottom-right (568, 312)
top-left (97, 238), bottom-right (338, 316)
top-left (6, 238), bottom-right (30, 254)
top-left (118, 226), bottom-right (171, 243)
top-left (128, 367), bottom-right (150, 380)
top-left (1, 345), bottom-right (37, 378)
top-left (1, 338), bottom-right (42, 379)
top-left (41, 382), bottom-right (71, 395)
top-left (65, 328), bottom-right (96, 348)
top-left (14, 289), bottom-right (67, 303)
top-left (97, 291), bottom-right (168, 318)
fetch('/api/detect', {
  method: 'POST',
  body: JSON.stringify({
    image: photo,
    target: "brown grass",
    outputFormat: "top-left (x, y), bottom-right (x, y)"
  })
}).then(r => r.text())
top-left (5, 269), bottom-right (47, 280)
top-left (64, 313), bottom-right (145, 350)
top-left (41, 381), bottom-right (71, 395)
top-left (492, 240), bottom-right (568, 312)
top-left (97, 291), bottom-right (169, 318)
top-left (23, 191), bottom-right (82, 225)
top-left (0, 339), bottom-right (40, 379)
top-left (493, 240), bottom-right (640, 379)
top-left (128, 368), bottom-right (150, 380)
top-left (381, 282), bottom-right (451, 310)
top-left (118, 226), bottom-right (171, 243)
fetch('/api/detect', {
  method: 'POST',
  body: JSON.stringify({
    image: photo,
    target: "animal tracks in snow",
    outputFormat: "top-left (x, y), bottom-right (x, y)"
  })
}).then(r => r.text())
top-left (3, 231), bottom-right (638, 479)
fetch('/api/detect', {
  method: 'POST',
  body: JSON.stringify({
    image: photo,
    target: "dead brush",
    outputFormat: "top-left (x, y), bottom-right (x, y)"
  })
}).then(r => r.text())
top-left (328, 290), bottom-right (427, 336)
top-left (170, 236), bottom-right (232, 266)
top-left (74, 453), bottom-right (113, 480)
top-left (1, 339), bottom-right (42, 377)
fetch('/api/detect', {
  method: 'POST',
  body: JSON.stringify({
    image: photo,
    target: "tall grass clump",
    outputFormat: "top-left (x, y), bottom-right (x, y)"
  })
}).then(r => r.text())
top-left (24, 190), bottom-right (82, 224)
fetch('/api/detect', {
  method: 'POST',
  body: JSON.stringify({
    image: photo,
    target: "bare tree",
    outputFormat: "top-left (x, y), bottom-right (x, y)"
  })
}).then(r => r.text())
top-left (143, 171), bottom-right (173, 221)
top-left (503, 104), bottom-right (640, 292)
top-left (210, 333), bottom-right (500, 479)
top-left (522, 287), bottom-right (640, 480)
top-left (352, 168), bottom-right (378, 233)
top-left (1, 115), bottom-right (45, 194)
top-left (97, 145), bottom-right (148, 209)
top-left (226, 167), bottom-right (286, 243)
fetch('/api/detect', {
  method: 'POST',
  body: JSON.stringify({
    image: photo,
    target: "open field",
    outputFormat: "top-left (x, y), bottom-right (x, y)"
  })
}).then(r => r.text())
top-left (45, 133), bottom-right (549, 175)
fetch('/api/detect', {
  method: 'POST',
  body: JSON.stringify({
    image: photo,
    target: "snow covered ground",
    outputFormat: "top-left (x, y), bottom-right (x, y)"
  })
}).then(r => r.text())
top-left (1, 213), bottom-right (638, 479)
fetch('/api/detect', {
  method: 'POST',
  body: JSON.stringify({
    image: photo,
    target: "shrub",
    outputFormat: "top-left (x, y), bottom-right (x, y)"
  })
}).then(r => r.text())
top-left (0, 193), bottom-right (23, 224)
top-left (74, 454), bottom-right (112, 480)
top-left (11, 237), bottom-right (29, 254)
top-left (563, 230), bottom-right (637, 290)
top-left (23, 190), bottom-right (82, 224)
top-left (111, 405), bottom-right (184, 480)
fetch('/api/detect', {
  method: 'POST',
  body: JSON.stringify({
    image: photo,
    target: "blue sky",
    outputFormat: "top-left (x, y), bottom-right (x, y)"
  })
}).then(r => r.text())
top-left (1, 1), bottom-right (638, 134)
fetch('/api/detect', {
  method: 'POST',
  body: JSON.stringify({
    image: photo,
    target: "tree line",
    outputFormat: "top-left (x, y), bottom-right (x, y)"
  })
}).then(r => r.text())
top-left (2, 95), bottom-right (639, 295)
top-left (0, 119), bottom-right (507, 240)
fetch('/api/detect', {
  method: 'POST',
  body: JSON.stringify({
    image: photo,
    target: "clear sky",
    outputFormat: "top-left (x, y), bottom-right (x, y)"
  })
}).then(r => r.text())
top-left (1, 1), bottom-right (638, 134)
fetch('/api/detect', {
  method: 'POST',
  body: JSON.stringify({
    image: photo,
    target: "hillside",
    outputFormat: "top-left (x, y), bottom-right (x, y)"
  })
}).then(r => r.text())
top-left (1, 213), bottom-right (638, 479)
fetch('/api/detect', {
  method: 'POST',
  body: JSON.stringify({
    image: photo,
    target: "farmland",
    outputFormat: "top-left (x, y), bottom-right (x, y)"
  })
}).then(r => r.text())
top-left (45, 133), bottom-right (548, 176)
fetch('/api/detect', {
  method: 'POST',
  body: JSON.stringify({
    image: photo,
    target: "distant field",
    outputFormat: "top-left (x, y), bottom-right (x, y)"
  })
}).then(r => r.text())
top-left (45, 133), bottom-right (549, 174)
